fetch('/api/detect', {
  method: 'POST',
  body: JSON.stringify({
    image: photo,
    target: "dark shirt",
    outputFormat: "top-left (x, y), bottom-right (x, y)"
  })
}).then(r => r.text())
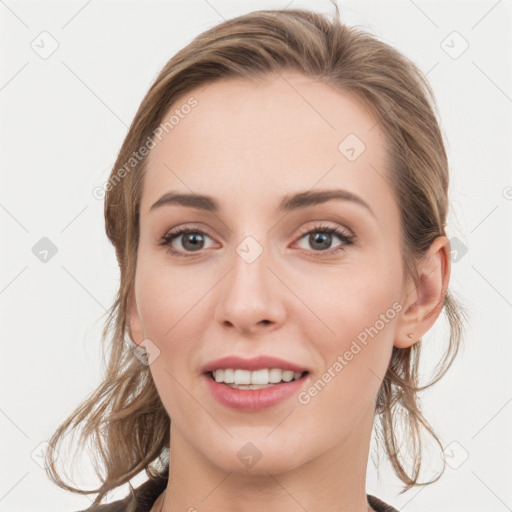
top-left (75, 467), bottom-right (399, 512)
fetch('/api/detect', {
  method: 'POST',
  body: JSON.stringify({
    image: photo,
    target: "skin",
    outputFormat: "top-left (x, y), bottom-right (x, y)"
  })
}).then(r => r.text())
top-left (128, 70), bottom-right (450, 512)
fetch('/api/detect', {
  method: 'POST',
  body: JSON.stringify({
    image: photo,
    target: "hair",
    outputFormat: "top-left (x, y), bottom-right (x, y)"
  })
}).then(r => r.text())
top-left (45, 1), bottom-right (467, 508)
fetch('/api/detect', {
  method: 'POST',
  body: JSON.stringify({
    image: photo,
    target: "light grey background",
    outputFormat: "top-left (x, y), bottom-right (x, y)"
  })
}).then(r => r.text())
top-left (1, 1), bottom-right (511, 511)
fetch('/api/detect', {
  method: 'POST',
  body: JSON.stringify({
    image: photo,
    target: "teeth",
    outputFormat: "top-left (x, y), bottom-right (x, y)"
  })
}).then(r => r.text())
top-left (250, 369), bottom-right (269, 385)
top-left (223, 368), bottom-right (235, 383)
top-left (235, 369), bottom-right (251, 384)
top-left (212, 368), bottom-right (304, 385)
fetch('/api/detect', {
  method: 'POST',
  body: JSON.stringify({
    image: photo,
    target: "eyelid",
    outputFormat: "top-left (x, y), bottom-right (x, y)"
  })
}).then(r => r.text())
top-left (161, 222), bottom-right (214, 240)
top-left (294, 221), bottom-right (354, 239)
top-left (161, 221), bottom-right (353, 241)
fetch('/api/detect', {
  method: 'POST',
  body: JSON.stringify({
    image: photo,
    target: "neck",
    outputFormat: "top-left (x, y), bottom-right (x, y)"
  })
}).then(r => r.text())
top-left (161, 410), bottom-right (375, 512)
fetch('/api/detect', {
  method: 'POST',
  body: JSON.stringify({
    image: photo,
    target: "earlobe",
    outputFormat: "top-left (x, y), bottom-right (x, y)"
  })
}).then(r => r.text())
top-left (394, 236), bottom-right (451, 349)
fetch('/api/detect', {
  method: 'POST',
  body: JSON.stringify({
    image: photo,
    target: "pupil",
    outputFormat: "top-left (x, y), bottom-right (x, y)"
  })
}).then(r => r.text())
top-left (310, 232), bottom-right (331, 250)
top-left (183, 233), bottom-right (203, 251)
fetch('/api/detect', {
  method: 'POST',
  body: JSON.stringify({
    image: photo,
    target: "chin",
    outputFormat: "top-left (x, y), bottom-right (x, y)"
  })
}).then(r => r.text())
top-left (204, 438), bottom-right (308, 476)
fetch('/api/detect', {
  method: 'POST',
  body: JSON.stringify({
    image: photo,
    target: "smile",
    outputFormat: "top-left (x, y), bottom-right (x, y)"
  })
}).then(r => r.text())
top-left (204, 370), bottom-right (310, 410)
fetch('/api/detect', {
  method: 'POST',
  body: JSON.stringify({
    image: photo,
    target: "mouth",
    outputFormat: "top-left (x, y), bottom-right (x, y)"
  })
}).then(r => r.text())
top-left (203, 368), bottom-right (311, 411)
top-left (200, 355), bottom-right (312, 410)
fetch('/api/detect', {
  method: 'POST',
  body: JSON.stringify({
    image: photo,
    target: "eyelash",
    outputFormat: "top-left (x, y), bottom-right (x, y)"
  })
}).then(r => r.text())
top-left (159, 223), bottom-right (355, 258)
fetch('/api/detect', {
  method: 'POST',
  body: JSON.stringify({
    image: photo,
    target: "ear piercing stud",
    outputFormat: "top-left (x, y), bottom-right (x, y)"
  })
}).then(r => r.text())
top-left (407, 333), bottom-right (413, 339)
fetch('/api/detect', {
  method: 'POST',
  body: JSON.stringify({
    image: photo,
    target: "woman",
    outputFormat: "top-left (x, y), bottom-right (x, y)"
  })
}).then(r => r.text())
top-left (45, 2), bottom-right (465, 511)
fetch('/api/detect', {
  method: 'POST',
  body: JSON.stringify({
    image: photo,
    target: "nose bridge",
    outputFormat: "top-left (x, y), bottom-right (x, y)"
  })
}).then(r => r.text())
top-left (215, 232), bottom-right (285, 332)
top-left (229, 236), bottom-right (272, 306)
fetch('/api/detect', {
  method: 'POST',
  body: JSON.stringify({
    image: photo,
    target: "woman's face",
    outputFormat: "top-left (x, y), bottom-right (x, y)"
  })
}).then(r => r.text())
top-left (129, 71), bottom-right (409, 475)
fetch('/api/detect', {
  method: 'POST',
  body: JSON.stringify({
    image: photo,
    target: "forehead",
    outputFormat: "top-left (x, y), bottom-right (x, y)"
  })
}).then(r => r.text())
top-left (140, 71), bottom-right (394, 219)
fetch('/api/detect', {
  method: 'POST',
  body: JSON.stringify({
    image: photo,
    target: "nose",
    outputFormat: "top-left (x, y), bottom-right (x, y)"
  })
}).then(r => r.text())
top-left (214, 243), bottom-right (287, 335)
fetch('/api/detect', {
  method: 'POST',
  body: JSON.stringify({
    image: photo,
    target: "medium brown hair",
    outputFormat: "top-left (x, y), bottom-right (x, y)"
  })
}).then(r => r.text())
top-left (45, 2), bottom-right (466, 507)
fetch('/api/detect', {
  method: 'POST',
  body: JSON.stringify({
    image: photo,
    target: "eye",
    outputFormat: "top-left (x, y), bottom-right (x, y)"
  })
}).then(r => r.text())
top-left (159, 227), bottom-right (215, 257)
top-left (294, 223), bottom-right (355, 255)
top-left (159, 223), bottom-right (355, 258)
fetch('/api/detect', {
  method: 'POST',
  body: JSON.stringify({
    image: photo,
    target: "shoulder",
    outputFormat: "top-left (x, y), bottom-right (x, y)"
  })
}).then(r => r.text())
top-left (71, 496), bottom-right (130, 512)
top-left (71, 468), bottom-right (168, 512)
top-left (367, 493), bottom-right (400, 512)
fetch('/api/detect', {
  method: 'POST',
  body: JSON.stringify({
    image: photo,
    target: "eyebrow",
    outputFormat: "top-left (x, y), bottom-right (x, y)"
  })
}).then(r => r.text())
top-left (149, 189), bottom-right (375, 217)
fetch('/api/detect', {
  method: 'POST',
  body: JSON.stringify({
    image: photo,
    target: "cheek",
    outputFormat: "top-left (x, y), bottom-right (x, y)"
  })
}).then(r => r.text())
top-left (293, 279), bottom-right (399, 433)
top-left (134, 261), bottom-right (209, 417)
top-left (135, 252), bottom-right (214, 340)
top-left (299, 260), bottom-right (400, 333)
top-left (296, 263), bottom-right (400, 386)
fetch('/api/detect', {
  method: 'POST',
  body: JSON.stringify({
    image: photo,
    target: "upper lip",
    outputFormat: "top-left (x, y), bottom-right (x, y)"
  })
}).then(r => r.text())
top-left (201, 355), bottom-right (309, 374)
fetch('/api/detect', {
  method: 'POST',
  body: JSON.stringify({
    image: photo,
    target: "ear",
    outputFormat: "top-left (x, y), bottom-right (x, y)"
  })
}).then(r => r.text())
top-left (394, 235), bottom-right (451, 349)
top-left (127, 287), bottom-right (145, 346)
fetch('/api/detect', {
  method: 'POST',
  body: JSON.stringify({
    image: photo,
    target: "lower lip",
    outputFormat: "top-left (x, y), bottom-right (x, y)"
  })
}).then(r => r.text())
top-left (204, 373), bottom-right (310, 411)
